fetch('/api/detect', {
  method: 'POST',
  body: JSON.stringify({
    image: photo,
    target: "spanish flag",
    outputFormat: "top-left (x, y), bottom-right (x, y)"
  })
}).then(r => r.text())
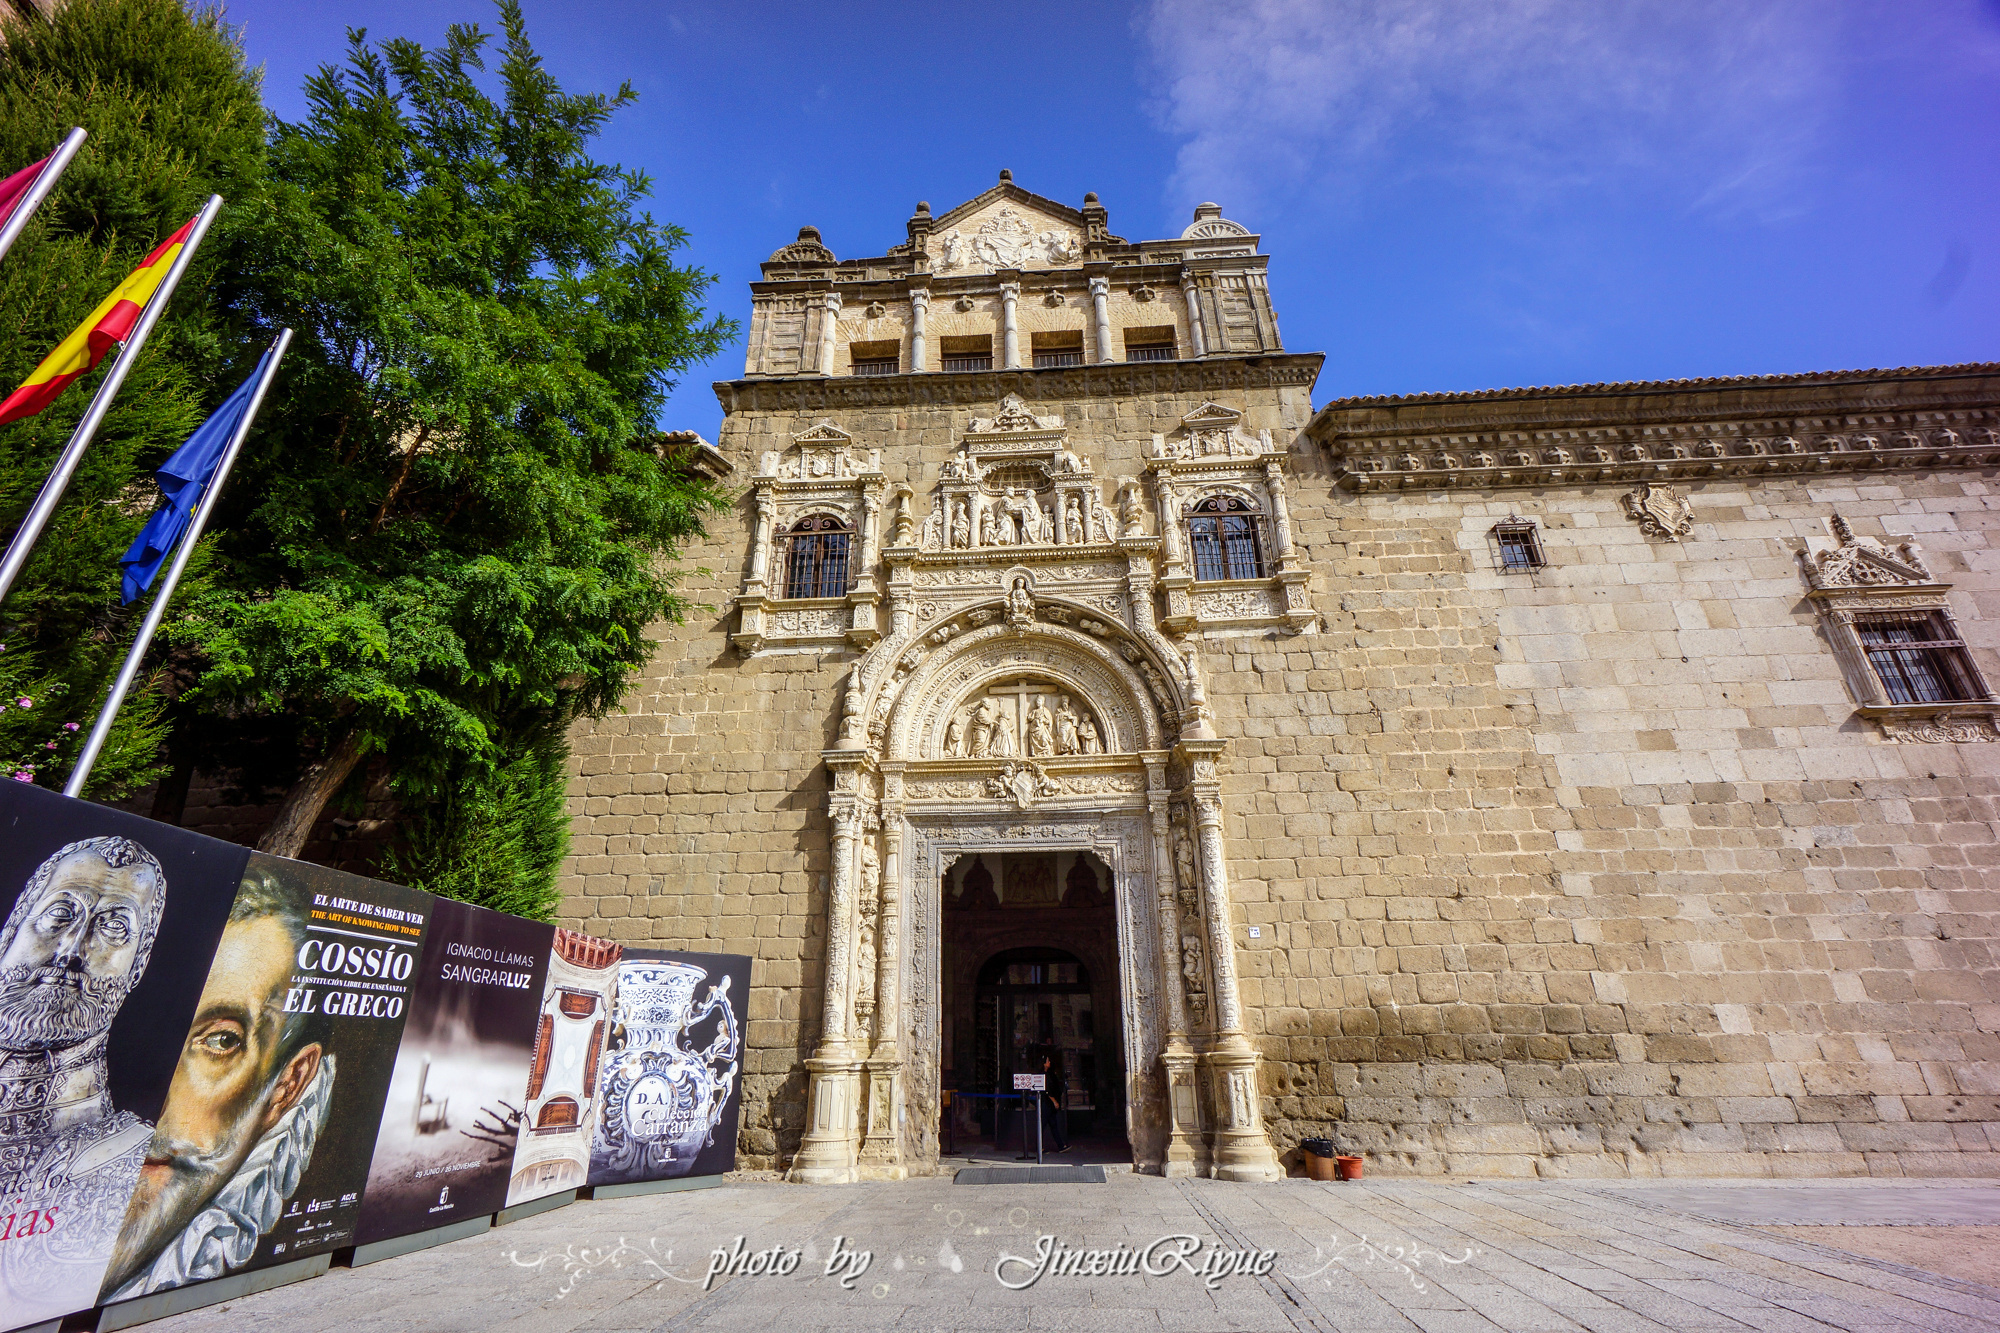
top-left (0, 215), bottom-right (195, 425)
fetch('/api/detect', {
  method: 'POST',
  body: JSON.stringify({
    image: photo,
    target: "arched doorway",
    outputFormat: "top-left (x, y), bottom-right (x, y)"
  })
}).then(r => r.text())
top-left (940, 850), bottom-right (1127, 1161)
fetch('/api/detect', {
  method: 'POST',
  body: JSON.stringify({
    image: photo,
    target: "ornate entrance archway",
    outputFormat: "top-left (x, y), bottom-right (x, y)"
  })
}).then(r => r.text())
top-left (778, 397), bottom-right (1285, 1184)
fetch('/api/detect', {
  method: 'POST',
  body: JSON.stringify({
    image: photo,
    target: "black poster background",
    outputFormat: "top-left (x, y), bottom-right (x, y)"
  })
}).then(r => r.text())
top-left (588, 949), bottom-right (751, 1186)
top-left (0, 783), bottom-right (248, 1328)
top-left (233, 856), bottom-right (430, 1272)
top-left (354, 899), bottom-right (553, 1245)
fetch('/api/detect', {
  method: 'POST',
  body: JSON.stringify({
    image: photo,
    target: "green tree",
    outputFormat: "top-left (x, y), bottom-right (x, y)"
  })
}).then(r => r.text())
top-left (0, 0), bottom-right (264, 797)
top-left (178, 0), bottom-right (731, 909)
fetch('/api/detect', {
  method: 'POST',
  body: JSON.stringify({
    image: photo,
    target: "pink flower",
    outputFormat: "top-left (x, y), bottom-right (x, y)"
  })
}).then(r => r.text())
top-left (11, 772), bottom-right (31, 782)
top-left (43, 742), bottom-right (54, 750)
top-left (14, 697), bottom-right (29, 708)
top-left (63, 723), bottom-right (78, 732)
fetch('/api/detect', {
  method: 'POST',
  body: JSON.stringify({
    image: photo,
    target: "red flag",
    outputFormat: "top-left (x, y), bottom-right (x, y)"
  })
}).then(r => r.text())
top-left (0, 157), bottom-right (47, 230)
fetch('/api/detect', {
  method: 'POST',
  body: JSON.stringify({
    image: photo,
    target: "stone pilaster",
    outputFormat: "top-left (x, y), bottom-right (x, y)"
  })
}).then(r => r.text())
top-left (1146, 757), bottom-right (1199, 1177)
top-left (909, 288), bottom-right (930, 373)
top-left (789, 752), bottom-right (865, 1183)
top-left (1089, 275), bottom-right (1114, 364)
top-left (1179, 740), bottom-right (1282, 1182)
top-left (859, 787), bottom-right (906, 1178)
top-left (1180, 274), bottom-right (1207, 358)
top-left (999, 279), bottom-right (1021, 370)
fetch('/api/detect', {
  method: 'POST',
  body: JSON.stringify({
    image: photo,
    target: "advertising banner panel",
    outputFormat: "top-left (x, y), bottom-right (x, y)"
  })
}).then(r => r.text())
top-left (0, 782), bottom-right (248, 1331)
top-left (354, 898), bottom-right (553, 1244)
top-left (99, 855), bottom-right (429, 1302)
top-left (587, 949), bottom-right (748, 1187)
top-left (505, 928), bottom-right (619, 1206)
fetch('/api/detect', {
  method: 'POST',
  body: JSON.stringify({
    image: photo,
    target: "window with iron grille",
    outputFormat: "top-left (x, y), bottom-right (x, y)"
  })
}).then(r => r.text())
top-left (852, 358), bottom-right (899, 376)
top-left (848, 339), bottom-right (899, 376)
top-left (1857, 613), bottom-right (1987, 704)
top-left (1188, 495), bottom-right (1267, 581)
top-left (1124, 326), bottom-right (1176, 362)
top-left (1492, 520), bottom-right (1545, 572)
top-left (1031, 331), bottom-right (1083, 369)
top-left (941, 335), bottom-right (993, 373)
top-left (783, 515), bottom-right (851, 599)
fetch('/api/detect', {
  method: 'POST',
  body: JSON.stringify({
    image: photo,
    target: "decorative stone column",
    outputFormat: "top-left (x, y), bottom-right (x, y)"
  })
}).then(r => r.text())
top-left (909, 288), bottom-right (930, 373)
top-left (1089, 276), bottom-right (1114, 363)
top-left (749, 490), bottom-right (777, 586)
top-left (1262, 461), bottom-right (1296, 563)
top-left (1146, 759), bottom-right (1200, 1177)
top-left (790, 754), bottom-right (866, 1183)
top-left (1175, 744), bottom-right (1282, 1182)
top-left (1180, 275), bottom-right (1207, 358)
top-left (816, 290), bottom-right (842, 375)
top-left (1000, 280), bottom-right (1021, 369)
top-left (859, 789), bottom-right (906, 1177)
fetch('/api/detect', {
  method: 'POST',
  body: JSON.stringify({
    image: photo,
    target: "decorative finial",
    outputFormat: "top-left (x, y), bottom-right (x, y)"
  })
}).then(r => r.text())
top-left (915, 200), bottom-right (930, 214)
top-left (797, 224), bottom-right (822, 242)
top-left (999, 168), bottom-right (1013, 183)
top-left (1083, 192), bottom-right (1099, 205)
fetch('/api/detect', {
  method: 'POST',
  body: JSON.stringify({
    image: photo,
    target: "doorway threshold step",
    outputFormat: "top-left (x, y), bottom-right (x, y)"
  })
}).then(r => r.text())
top-left (954, 1164), bottom-right (1107, 1185)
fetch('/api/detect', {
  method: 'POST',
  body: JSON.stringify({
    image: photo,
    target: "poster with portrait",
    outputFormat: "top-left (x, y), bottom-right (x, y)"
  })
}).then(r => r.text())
top-left (587, 949), bottom-right (749, 1187)
top-left (505, 928), bottom-right (619, 1206)
top-left (353, 899), bottom-right (553, 1245)
top-left (0, 782), bottom-right (249, 1331)
top-left (98, 854), bottom-right (429, 1303)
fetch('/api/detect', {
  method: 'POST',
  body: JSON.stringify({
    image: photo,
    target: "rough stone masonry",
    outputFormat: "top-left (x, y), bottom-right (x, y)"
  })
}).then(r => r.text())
top-left (558, 170), bottom-right (2000, 1182)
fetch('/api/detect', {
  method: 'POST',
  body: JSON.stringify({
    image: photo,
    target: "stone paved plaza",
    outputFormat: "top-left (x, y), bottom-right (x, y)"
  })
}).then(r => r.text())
top-left (148, 1174), bottom-right (2000, 1332)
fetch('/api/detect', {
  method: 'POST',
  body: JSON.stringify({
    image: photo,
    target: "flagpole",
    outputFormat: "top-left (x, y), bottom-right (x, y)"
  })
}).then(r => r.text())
top-left (0, 126), bottom-right (86, 264)
top-left (65, 328), bottom-right (290, 799)
top-left (0, 192), bottom-right (222, 610)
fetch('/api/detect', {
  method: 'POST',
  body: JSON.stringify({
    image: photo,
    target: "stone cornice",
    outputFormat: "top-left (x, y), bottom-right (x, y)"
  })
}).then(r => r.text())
top-left (714, 354), bottom-right (1324, 416)
top-left (1306, 363), bottom-right (2000, 491)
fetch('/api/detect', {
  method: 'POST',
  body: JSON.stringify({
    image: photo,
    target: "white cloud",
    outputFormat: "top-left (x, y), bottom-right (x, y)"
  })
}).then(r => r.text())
top-left (1138, 0), bottom-right (1957, 223)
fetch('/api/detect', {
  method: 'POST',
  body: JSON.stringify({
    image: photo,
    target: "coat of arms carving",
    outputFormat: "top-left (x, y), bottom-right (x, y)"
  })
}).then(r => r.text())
top-left (1622, 483), bottom-right (1695, 541)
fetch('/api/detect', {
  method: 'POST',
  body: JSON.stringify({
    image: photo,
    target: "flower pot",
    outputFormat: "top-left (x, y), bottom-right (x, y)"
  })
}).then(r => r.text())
top-left (1334, 1155), bottom-right (1364, 1181)
top-left (1304, 1150), bottom-right (1337, 1181)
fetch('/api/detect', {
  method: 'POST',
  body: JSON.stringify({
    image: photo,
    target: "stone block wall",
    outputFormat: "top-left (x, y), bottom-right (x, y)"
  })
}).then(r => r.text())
top-left (1229, 458), bottom-right (2000, 1176)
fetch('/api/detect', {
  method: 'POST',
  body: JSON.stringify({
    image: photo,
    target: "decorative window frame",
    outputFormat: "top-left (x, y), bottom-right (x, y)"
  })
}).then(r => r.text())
top-left (736, 419), bottom-right (886, 654)
top-left (1800, 515), bottom-right (2000, 742)
top-left (1147, 403), bottom-right (1316, 636)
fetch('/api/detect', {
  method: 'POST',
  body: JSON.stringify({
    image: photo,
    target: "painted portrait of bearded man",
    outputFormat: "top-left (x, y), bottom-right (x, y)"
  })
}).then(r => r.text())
top-left (99, 865), bottom-right (335, 1300)
top-left (0, 835), bottom-right (168, 1325)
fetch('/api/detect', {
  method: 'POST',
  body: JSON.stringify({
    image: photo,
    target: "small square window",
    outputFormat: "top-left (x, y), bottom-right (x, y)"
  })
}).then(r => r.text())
top-left (1031, 331), bottom-right (1083, 368)
top-left (1492, 520), bottom-right (1544, 572)
top-left (848, 339), bottom-right (899, 376)
top-left (941, 334), bottom-right (993, 373)
top-left (1124, 325), bottom-right (1176, 362)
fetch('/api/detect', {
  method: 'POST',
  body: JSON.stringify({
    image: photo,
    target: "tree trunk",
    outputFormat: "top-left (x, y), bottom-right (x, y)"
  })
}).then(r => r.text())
top-left (255, 730), bottom-right (366, 859)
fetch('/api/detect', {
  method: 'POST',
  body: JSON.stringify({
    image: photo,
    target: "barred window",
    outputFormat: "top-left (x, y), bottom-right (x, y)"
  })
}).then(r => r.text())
top-left (1124, 325), bottom-right (1176, 362)
top-left (1188, 495), bottom-right (1267, 581)
top-left (783, 515), bottom-right (851, 599)
top-left (1858, 613), bottom-right (1987, 704)
top-left (941, 335), bottom-right (993, 373)
top-left (1031, 331), bottom-right (1084, 368)
top-left (1492, 519), bottom-right (1545, 572)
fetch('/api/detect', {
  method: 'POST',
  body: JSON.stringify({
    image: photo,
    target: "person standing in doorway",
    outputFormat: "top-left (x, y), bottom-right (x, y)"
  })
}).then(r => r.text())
top-left (1040, 1049), bottom-right (1068, 1152)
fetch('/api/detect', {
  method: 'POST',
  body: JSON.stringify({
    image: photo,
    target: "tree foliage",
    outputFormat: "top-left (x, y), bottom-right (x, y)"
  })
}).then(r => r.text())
top-left (175, 1), bottom-right (732, 899)
top-left (0, 0), bottom-right (263, 796)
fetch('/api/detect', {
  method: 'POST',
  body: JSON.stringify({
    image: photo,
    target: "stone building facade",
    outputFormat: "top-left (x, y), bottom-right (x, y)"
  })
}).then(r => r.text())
top-left (559, 172), bottom-right (2000, 1181)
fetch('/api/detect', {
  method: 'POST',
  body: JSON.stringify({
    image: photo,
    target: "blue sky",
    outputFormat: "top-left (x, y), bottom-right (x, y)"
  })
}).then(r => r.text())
top-left (222, 0), bottom-right (2000, 439)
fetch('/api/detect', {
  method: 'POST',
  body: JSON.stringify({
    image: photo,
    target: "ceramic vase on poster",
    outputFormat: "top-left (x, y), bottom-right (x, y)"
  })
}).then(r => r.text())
top-left (505, 929), bottom-right (620, 1205)
top-left (0, 783), bottom-right (249, 1331)
top-left (587, 951), bottom-right (743, 1186)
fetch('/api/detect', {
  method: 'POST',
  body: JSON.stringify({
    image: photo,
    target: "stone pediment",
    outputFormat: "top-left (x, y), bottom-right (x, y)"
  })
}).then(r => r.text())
top-left (1181, 402), bottom-right (1242, 429)
top-left (1800, 515), bottom-right (1937, 592)
top-left (793, 419), bottom-right (853, 444)
top-left (931, 193), bottom-right (1084, 275)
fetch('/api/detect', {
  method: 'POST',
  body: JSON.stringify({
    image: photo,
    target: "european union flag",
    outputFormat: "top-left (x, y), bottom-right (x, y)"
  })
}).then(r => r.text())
top-left (118, 346), bottom-right (273, 604)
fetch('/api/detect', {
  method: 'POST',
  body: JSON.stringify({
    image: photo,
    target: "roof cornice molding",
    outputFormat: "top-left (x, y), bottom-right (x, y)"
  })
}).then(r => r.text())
top-left (713, 354), bottom-right (1324, 416)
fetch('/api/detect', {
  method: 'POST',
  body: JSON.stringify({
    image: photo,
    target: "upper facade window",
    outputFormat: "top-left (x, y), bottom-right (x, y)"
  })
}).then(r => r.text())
top-left (1188, 496), bottom-right (1267, 581)
top-left (1857, 613), bottom-right (1988, 704)
top-left (1491, 518), bottom-right (1546, 572)
top-left (1031, 331), bottom-right (1084, 369)
top-left (849, 339), bottom-right (899, 376)
top-left (784, 515), bottom-right (851, 599)
top-left (1125, 326), bottom-right (1176, 363)
top-left (941, 335), bottom-right (993, 373)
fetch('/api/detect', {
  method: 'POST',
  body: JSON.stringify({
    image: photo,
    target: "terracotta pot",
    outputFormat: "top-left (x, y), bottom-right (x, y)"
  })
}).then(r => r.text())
top-left (1304, 1150), bottom-right (1337, 1182)
top-left (1334, 1155), bottom-right (1364, 1180)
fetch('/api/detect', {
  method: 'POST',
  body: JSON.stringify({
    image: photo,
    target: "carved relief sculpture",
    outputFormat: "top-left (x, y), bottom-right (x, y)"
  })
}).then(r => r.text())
top-left (1622, 482), bottom-right (1696, 541)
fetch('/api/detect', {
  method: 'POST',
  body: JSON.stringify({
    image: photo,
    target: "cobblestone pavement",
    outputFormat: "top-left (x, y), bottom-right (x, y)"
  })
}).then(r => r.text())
top-left (148, 1175), bottom-right (2000, 1333)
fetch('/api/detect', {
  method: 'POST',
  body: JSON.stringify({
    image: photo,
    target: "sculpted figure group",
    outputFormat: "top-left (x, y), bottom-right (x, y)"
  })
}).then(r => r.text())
top-left (943, 691), bottom-right (1104, 760)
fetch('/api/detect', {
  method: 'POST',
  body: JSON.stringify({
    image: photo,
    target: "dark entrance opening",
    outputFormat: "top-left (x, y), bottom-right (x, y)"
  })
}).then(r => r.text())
top-left (939, 849), bottom-right (1127, 1162)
